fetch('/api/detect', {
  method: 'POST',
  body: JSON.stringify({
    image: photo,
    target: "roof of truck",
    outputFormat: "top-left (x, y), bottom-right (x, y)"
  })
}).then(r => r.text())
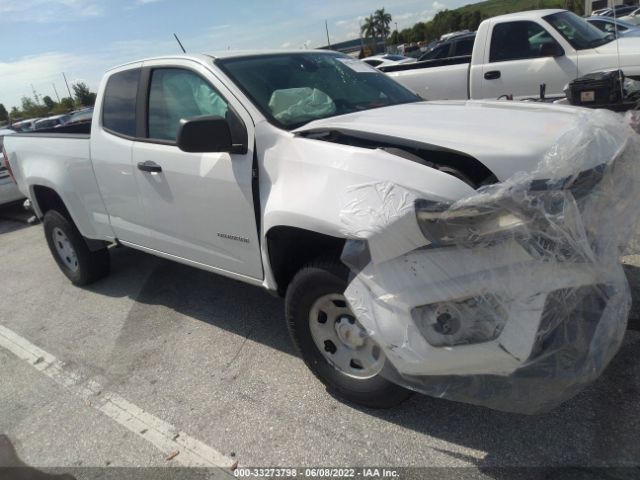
top-left (491, 9), bottom-right (565, 20)
top-left (208, 49), bottom-right (332, 59)
top-left (107, 50), bottom-right (336, 72)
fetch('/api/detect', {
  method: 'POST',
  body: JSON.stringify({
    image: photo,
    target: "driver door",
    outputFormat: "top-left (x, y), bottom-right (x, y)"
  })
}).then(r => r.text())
top-left (131, 60), bottom-right (263, 280)
top-left (476, 20), bottom-right (578, 99)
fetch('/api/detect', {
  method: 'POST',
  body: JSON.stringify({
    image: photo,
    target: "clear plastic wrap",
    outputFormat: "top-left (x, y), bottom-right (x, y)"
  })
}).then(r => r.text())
top-left (339, 109), bottom-right (640, 414)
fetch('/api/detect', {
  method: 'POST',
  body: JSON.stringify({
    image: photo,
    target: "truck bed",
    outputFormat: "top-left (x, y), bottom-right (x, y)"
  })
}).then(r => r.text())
top-left (379, 55), bottom-right (471, 73)
top-left (382, 57), bottom-right (471, 100)
top-left (4, 132), bottom-right (111, 241)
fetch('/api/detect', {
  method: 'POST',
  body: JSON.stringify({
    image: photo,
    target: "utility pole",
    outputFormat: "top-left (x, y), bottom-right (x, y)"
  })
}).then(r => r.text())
top-left (62, 72), bottom-right (73, 101)
top-left (52, 83), bottom-right (61, 103)
top-left (31, 84), bottom-right (41, 104)
top-left (325, 20), bottom-right (332, 49)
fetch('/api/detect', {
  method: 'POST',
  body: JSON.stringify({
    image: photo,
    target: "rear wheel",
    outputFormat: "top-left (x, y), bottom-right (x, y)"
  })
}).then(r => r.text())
top-left (285, 259), bottom-right (411, 408)
top-left (43, 210), bottom-right (110, 286)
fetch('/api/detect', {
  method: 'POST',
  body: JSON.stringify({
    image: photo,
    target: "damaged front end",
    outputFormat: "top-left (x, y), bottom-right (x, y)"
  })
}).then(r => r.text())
top-left (339, 109), bottom-right (640, 414)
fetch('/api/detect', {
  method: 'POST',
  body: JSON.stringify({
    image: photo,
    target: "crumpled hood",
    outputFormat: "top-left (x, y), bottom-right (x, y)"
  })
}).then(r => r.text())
top-left (294, 100), bottom-right (616, 181)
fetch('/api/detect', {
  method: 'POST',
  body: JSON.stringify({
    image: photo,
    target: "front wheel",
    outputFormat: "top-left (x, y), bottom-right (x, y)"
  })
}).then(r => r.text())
top-left (43, 210), bottom-right (110, 286)
top-left (285, 259), bottom-right (411, 408)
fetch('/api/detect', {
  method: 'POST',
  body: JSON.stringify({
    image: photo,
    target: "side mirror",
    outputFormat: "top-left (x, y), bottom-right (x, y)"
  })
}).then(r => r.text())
top-left (540, 42), bottom-right (564, 58)
top-left (177, 115), bottom-right (237, 153)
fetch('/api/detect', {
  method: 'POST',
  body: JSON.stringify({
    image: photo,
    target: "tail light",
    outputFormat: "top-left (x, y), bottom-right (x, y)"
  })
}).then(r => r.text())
top-left (1, 145), bottom-right (16, 183)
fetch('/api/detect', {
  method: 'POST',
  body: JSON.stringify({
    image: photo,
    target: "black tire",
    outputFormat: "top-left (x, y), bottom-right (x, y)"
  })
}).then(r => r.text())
top-left (43, 210), bottom-right (110, 286)
top-left (285, 259), bottom-right (411, 408)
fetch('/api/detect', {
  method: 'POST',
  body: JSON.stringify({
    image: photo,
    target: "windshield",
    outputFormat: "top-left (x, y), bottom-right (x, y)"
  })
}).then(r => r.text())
top-left (544, 11), bottom-right (614, 49)
top-left (217, 52), bottom-right (419, 130)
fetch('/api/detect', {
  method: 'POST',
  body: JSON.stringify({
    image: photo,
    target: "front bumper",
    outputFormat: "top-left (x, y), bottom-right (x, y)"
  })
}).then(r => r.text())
top-left (345, 239), bottom-right (616, 377)
top-left (339, 109), bottom-right (640, 413)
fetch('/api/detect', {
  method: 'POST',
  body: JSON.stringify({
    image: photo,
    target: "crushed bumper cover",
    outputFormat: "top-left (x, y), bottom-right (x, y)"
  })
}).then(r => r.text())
top-left (339, 109), bottom-right (640, 414)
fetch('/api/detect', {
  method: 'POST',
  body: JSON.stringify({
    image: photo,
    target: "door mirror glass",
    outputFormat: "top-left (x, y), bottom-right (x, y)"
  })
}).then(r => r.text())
top-left (176, 115), bottom-right (233, 153)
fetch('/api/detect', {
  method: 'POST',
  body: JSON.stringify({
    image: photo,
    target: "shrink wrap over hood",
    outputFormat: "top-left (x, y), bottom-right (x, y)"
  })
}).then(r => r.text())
top-left (339, 109), bottom-right (640, 413)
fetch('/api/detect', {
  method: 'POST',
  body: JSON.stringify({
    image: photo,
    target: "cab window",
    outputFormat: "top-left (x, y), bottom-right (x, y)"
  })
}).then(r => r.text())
top-left (453, 37), bottom-right (474, 56)
top-left (420, 43), bottom-right (451, 61)
top-left (147, 68), bottom-right (228, 142)
top-left (102, 68), bottom-right (141, 137)
top-left (489, 21), bottom-right (559, 62)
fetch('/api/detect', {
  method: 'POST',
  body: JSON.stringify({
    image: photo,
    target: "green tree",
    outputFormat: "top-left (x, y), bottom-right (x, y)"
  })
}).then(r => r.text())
top-left (374, 8), bottom-right (392, 42)
top-left (20, 96), bottom-right (48, 118)
top-left (565, 0), bottom-right (583, 15)
top-left (0, 104), bottom-right (8, 122)
top-left (72, 82), bottom-right (97, 107)
top-left (21, 96), bottom-right (36, 113)
top-left (42, 96), bottom-right (55, 111)
top-left (411, 22), bottom-right (427, 42)
top-left (53, 97), bottom-right (76, 114)
top-left (10, 106), bottom-right (21, 119)
top-left (361, 15), bottom-right (378, 53)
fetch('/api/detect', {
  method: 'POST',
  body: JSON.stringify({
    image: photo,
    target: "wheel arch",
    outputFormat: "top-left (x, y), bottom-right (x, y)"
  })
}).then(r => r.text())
top-left (266, 225), bottom-right (346, 296)
top-left (32, 185), bottom-right (106, 251)
top-left (31, 185), bottom-right (71, 219)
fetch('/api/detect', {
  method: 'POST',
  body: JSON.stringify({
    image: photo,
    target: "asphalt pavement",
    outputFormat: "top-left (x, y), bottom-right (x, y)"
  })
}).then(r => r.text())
top-left (1, 203), bottom-right (639, 480)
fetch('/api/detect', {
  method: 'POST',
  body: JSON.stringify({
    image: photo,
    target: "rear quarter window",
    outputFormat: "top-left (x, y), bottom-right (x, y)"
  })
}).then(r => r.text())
top-left (454, 37), bottom-right (474, 56)
top-left (102, 68), bottom-right (140, 137)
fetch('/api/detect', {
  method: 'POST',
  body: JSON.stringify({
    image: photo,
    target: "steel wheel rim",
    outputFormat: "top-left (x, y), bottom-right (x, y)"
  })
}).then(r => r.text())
top-left (309, 293), bottom-right (384, 380)
top-left (52, 227), bottom-right (79, 272)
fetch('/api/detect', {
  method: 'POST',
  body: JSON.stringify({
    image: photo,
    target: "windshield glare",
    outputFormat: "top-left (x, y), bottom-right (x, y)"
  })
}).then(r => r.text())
top-left (544, 11), bottom-right (614, 49)
top-left (217, 52), bottom-right (420, 129)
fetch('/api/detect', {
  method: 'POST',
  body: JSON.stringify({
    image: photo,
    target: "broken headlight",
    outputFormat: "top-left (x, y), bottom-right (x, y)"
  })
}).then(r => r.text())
top-left (415, 198), bottom-right (529, 247)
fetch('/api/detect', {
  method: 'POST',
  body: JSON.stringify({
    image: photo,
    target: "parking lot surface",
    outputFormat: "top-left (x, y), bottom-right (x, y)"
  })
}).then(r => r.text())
top-left (1, 204), bottom-right (639, 479)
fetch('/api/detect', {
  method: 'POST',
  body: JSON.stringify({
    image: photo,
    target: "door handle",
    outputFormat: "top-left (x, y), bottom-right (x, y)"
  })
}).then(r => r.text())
top-left (484, 70), bottom-right (501, 80)
top-left (137, 161), bottom-right (162, 173)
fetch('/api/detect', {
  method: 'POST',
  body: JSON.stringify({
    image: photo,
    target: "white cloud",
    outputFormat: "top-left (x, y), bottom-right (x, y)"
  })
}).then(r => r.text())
top-left (0, 0), bottom-right (105, 23)
top-left (0, 52), bottom-right (100, 108)
top-left (280, 42), bottom-right (292, 48)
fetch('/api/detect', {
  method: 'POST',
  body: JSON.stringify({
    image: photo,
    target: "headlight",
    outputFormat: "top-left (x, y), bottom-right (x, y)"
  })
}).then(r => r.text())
top-left (415, 199), bottom-right (529, 247)
top-left (412, 294), bottom-right (507, 347)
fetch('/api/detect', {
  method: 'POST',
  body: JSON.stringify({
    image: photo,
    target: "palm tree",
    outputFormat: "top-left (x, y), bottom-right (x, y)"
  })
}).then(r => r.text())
top-left (361, 15), bottom-right (378, 52)
top-left (374, 8), bottom-right (392, 42)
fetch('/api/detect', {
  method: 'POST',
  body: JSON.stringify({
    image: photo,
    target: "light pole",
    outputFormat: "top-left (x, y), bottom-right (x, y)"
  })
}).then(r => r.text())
top-left (52, 83), bottom-right (61, 103)
top-left (325, 20), bottom-right (332, 49)
top-left (62, 72), bottom-right (73, 102)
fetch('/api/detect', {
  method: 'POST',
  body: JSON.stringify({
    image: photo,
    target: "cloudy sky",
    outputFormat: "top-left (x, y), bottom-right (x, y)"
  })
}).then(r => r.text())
top-left (0, 0), bottom-right (470, 110)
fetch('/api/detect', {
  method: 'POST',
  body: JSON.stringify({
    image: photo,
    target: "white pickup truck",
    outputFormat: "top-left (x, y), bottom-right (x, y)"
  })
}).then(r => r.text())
top-left (384, 9), bottom-right (640, 100)
top-left (3, 50), bottom-right (637, 412)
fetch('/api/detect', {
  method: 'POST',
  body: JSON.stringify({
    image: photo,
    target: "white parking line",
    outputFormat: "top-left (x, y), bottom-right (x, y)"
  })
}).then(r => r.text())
top-left (0, 324), bottom-right (236, 470)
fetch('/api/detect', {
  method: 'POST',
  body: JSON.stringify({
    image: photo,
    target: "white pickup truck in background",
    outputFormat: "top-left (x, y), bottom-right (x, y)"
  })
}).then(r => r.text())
top-left (3, 50), bottom-right (637, 412)
top-left (383, 9), bottom-right (640, 100)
